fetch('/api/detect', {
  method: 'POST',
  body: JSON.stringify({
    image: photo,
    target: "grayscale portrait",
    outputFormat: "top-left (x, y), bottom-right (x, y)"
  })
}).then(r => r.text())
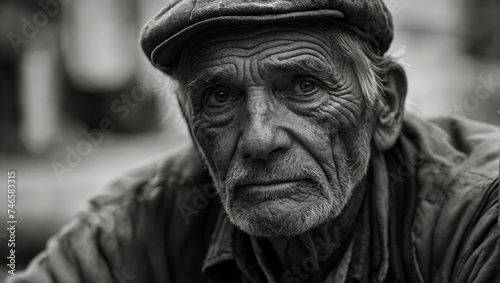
top-left (1, 0), bottom-right (499, 282)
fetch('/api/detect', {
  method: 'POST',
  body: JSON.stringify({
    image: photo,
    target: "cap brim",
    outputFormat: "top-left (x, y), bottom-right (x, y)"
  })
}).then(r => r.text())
top-left (150, 9), bottom-right (344, 74)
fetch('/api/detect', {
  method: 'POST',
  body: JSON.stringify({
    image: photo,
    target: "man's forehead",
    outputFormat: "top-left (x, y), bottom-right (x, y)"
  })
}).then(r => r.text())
top-left (191, 55), bottom-right (333, 75)
top-left (184, 22), bottom-right (335, 55)
top-left (180, 23), bottom-right (342, 79)
top-left (185, 54), bottom-right (338, 87)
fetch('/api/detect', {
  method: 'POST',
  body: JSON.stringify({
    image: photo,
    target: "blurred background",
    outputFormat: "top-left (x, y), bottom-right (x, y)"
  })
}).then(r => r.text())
top-left (0, 0), bottom-right (498, 279)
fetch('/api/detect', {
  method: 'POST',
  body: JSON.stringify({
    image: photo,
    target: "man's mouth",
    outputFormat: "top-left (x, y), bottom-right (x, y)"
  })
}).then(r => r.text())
top-left (234, 179), bottom-right (314, 204)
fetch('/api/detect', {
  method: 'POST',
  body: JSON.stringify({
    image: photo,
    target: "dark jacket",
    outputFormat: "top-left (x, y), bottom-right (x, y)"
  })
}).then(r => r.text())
top-left (10, 112), bottom-right (500, 283)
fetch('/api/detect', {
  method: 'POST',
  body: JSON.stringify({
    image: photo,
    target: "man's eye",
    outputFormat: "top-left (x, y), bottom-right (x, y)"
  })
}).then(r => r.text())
top-left (287, 79), bottom-right (319, 96)
top-left (214, 91), bottom-right (229, 102)
top-left (298, 80), bottom-right (316, 93)
top-left (205, 89), bottom-right (238, 106)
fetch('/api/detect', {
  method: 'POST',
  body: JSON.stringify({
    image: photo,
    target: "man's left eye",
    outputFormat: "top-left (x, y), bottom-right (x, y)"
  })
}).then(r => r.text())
top-left (298, 80), bottom-right (316, 93)
top-left (287, 79), bottom-right (319, 96)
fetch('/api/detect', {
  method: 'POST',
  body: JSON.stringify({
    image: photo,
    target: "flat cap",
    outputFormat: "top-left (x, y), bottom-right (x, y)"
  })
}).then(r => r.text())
top-left (140, 0), bottom-right (393, 74)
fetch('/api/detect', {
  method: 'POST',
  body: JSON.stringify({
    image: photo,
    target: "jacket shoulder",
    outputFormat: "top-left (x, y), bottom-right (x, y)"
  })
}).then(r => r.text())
top-left (11, 146), bottom-right (218, 283)
top-left (404, 114), bottom-right (500, 282)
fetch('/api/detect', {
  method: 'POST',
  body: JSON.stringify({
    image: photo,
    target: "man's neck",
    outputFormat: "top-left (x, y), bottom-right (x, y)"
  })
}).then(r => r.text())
top-left (259, 178), bottom-right (368, 282)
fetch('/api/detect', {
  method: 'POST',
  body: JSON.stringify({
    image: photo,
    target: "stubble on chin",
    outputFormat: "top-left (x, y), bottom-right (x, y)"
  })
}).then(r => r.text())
top-left (211, 153), bottom-right (356, 237)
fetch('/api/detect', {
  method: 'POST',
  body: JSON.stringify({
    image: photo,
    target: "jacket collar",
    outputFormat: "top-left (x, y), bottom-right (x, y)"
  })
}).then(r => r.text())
top-left (202, 209), bottom-right (268, 282)
top-left (201, 209), bottom-right (237, 275)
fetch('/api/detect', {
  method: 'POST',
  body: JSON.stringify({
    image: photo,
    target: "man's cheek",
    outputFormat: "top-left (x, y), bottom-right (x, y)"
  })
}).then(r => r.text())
top-left (299, 105), bottom-right (361, 182)
top-left (319, 95), bottom-right (369, 157)
top-left (194, 123), bottom-right (238, 178)
top-left (314, 95), bottom-right (362, 130)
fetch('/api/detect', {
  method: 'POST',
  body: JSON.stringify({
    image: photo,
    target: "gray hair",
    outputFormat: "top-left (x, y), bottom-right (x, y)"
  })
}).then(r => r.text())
top-left (316, 20), bottom-right (394, 108)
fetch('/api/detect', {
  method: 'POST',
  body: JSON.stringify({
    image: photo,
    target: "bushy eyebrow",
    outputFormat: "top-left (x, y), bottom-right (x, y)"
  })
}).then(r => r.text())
top-left (186, 71), bottom-right (233, 95)
top-left (185, 58), bottom-right (337, 95)
top-left (263, 58), bottom-right (335, 82)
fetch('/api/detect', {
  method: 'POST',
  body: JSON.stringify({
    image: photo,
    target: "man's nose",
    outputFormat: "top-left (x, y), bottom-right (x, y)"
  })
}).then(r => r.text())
top-left (239, 97), bottom-right (292, 160)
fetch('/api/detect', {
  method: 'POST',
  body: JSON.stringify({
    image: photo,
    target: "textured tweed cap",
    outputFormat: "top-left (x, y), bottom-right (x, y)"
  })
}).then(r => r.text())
top-left (140, 0), bottom-right (393, 74)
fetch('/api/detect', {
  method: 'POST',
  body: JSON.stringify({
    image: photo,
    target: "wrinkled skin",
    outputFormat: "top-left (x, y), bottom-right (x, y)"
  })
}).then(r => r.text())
top-left (177, 23), bottom-right (376, 238)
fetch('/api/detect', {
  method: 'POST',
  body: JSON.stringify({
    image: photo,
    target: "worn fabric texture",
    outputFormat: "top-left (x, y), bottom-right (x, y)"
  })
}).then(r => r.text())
top-left (9, 111), bottom-right (500, 283)
top-left (140, 0), bottom-right (393, 74)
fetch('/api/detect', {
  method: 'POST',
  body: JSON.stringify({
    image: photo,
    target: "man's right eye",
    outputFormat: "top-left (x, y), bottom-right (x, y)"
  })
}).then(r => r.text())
top-left (203, 88), bottom-right (240, 107)
top-left (208, 90), bottom-right (231, 104)
top-left (199, 87), bottom-right (241, 124)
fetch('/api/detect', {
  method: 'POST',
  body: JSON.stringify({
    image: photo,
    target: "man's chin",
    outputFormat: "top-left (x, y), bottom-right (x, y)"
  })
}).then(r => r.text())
top-left (227, 199), bottom-right (333, 238)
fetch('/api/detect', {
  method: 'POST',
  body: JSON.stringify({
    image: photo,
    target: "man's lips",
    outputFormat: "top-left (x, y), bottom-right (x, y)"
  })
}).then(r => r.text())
top-left (234, 179), bottom-right (313, 203)
top-left (235, 177), bottom-right (309, 187)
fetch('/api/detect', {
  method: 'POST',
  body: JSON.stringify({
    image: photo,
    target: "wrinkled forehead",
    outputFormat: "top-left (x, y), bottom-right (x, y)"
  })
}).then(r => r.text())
top-left (176, 20), bottom-right (351, 80)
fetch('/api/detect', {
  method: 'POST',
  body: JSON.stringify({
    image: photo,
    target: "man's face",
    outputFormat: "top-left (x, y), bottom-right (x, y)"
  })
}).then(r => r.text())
top-left (178, 23), bottom-right (374, 237)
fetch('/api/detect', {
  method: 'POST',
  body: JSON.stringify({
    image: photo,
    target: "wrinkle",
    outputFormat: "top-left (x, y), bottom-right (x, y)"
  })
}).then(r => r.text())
top-left (318, 105), bottom-right (352, 128)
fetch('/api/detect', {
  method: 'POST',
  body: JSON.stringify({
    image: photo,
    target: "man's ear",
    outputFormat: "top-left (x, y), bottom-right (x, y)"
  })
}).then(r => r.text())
top-left (373, 62), bottom-right (408, 151)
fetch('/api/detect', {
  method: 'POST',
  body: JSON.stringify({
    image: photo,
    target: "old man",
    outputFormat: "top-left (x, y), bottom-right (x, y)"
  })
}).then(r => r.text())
top-left (11, 0), bottom-right (499, 282)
